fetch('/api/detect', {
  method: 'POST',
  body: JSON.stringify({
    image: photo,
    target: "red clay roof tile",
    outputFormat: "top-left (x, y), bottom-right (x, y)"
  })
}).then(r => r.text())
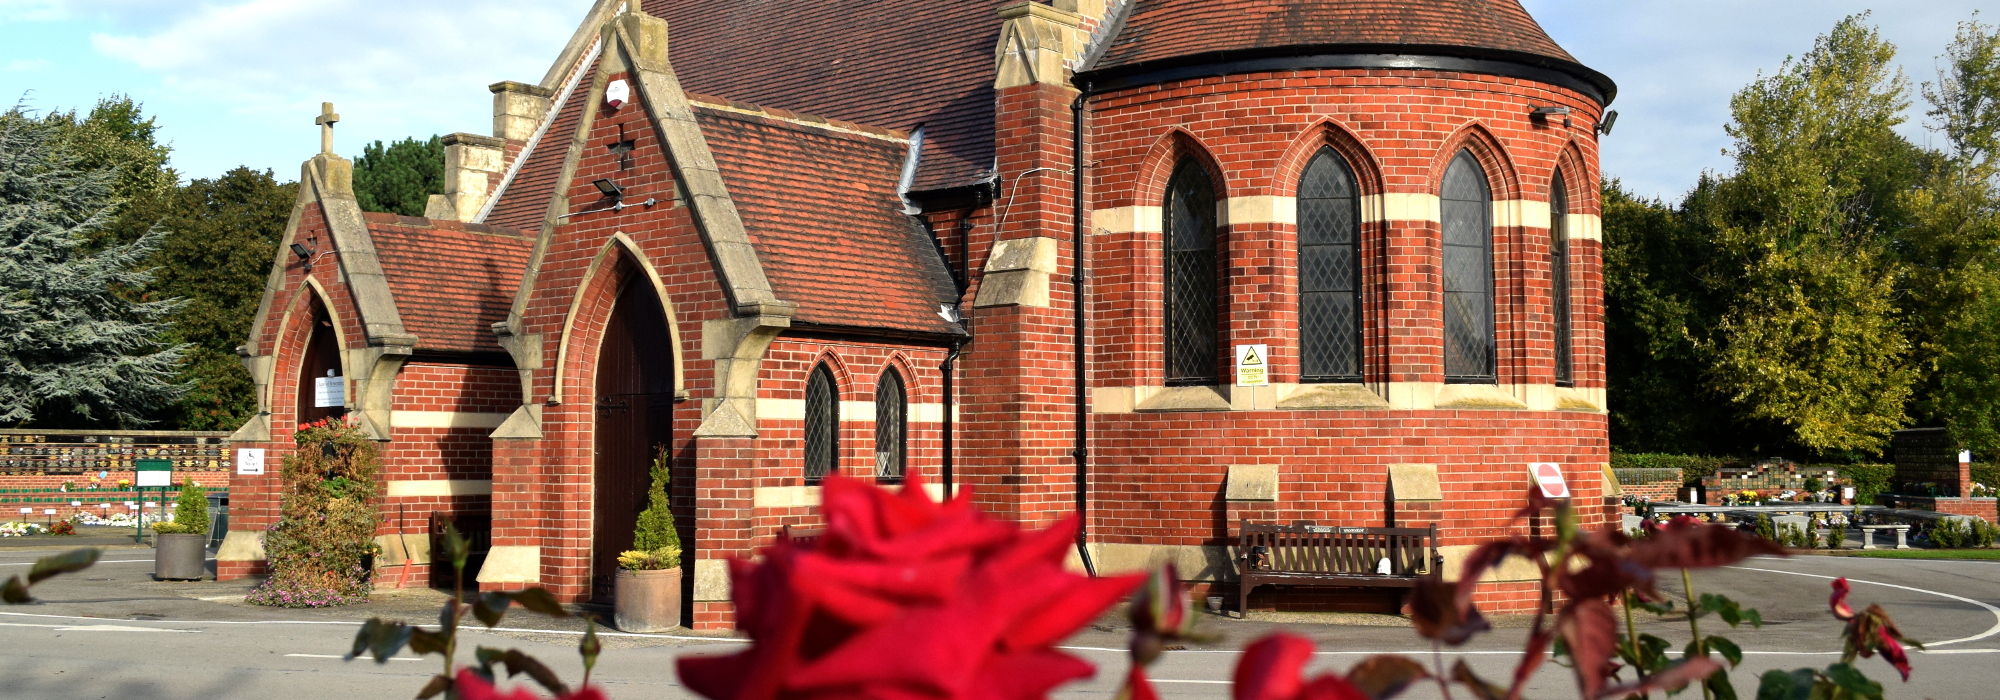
top-left (1092, 0), bottom-right (1581, 72)
top-left (362, 213), bottom-right (533, 354)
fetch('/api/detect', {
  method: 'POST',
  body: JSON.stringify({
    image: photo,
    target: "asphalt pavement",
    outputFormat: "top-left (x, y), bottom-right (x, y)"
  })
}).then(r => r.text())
top-left (1, 535), bottom-right (1996, 699)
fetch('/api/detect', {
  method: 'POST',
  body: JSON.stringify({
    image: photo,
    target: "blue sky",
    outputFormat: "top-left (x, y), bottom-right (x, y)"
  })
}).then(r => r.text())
top-left (0, 1), bottom-right (1990, 202)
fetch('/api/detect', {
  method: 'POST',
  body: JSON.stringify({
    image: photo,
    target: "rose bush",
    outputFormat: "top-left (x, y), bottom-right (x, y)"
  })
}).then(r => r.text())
top-left (676, 473), bottom-right (1144, 699)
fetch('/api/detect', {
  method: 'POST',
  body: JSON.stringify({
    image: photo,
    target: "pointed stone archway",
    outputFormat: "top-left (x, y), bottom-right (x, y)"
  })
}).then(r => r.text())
top-left (590, 270), bottom-right (677, 604)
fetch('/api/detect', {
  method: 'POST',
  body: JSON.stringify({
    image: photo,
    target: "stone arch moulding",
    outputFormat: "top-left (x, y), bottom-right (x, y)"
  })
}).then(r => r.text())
top-left (270, 279), bottom-right (352, 412)
top-left (552, 232), bottom-right (688, 404)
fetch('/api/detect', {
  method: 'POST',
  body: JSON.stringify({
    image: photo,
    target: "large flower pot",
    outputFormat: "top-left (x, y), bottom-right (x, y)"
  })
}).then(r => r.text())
top-left (614, 567), bottom-right (682, 633)
top-left (154, 532), bottom-right (207, 581)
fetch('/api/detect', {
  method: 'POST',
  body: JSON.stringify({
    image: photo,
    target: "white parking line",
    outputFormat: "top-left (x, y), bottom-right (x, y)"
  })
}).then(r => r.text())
top-left (287, 653), bottom-right (425, 662)
top-left (1727, 565), bottom-right (2000, 647)
top-left (0, 559), bottom-right (161, 566)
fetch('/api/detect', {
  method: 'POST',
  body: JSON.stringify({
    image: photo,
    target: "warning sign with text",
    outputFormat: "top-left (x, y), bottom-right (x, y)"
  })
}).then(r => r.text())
top-left (1234, 344), bottom-right (1269, 387)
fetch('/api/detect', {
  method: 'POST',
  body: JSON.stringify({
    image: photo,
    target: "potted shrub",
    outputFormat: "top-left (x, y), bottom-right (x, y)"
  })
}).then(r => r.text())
top-left (153, 484), bottom-right (209, 580)
top-left (615, 450), bottom-right (682, 632)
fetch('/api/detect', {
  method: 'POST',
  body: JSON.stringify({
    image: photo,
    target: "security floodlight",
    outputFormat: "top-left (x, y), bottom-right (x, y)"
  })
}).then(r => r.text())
top-left (1597, 110), bottom-right (1619, 135)
top-left (290, 243), bottom-right (312, 260)
top-left (593, 178), bottom-right (625, 199)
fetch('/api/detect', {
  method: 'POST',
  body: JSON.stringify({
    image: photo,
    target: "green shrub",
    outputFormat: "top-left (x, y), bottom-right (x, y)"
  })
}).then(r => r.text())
top-left (247, 417), bottom-right (381, 607)
top-left (1777, 523), bottom-right (1815, 549)
top-left (1754, 514), bottom-right (1777, 542)
top-left (1610, 467), bottom-right (1683, 486)
top-left (1832, 464), bottom-right (1894, 504)
top-left (1972, 463), bottom-right (1999, 493)
top-left (1610, 453), bottom-right (1744, 481)
top-left (1928, 519), bottom-right (1998, 549)
top-left (153, 485), bottom-right (208, 535)
top-left (623, 448), bottom-right (680, 571)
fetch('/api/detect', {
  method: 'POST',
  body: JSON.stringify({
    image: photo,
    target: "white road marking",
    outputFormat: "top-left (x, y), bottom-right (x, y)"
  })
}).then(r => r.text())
top-left (55, 624), bottom-right (189, 633)
top-left (1150, 679), bottom-right (1231, 685)
top-left (0, 610), bottom-right (746, 642)
top-left (1727, 565), bottom-right (2000, 647)
top-left (0, 558), bottom-right (160, 566)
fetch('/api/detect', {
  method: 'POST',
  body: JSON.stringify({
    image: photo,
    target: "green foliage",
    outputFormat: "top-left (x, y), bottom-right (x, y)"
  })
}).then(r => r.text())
top-left (147, 168), bottom-right (297, 429)
top-left (154, 484), bottom-right (209, 535)
top-left (1755, 514), bottom-right (1778, 542)
top-left (624, 449), bottom-right (681, 570)
top-left (1973, 462), bottom-right (1999, 490)
top-left (0, 105), bottom-right (187, 428)
top-left (1611, 453), bottom-right (1745, 481)
top-left (352, 136), bottom-right (443, 216)
top-left (1611, 467), bottom-right (1684, 486)
top-left (248, 417), bottom-right (381, 607)
top-left (34, 96), bottom-right (176, 253)
top-left (1834, 463), bottom-right (1895, 504)
top-left (1926, 518), bottom-right (1998, 548)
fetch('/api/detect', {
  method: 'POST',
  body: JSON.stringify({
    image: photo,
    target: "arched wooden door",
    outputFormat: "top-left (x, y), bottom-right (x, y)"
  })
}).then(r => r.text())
top-left (591, 276), bottom-right (676, 603)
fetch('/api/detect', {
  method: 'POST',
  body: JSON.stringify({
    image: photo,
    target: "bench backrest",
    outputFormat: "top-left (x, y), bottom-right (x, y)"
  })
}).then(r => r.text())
top-left (1239, 521), bottom-right (1438, 576)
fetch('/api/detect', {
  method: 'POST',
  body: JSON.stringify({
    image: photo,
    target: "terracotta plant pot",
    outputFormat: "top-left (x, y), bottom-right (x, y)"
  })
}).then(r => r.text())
top-left (154, 532), bottom-right (208, 581)
top-left (614, 567), bottom-right (682, 632)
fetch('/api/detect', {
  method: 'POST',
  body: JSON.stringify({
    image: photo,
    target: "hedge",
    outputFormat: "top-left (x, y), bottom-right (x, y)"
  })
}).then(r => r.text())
top-left (1611, 467), bottom-right (1684, 485)
top-left (1973, 463), bottom-right (1998, 491)
top-left (1828, 464), bottom-right (1893, 505)
top-left (1609, 453), bottom-right (1745, 481)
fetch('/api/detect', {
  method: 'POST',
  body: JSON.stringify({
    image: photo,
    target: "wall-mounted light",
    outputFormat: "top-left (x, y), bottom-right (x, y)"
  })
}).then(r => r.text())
top-left (1530, 105), bottom-right (1572, 129)
top-left (1597, 110), bottom-right (1620, 136)
top-left (593, 178), bottom-right (625, 199)
top-left (290, 240), bottom-right (334, 273)
top-left (289, 243), bottom-right (312, 261)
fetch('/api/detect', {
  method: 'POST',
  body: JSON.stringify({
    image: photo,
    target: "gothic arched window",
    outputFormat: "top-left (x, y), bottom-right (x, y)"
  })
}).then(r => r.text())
top-left (1441, 150), bottom-right (1495, 382)
top-left (1298, 147), bottom-right (1362, 382)
top-left (1551, 173), bottom-right (1574, 386)
top-left (1164, 158), bottom-right (1218, 384)
top-left (804, 364), bottom-right (838, 482)
top-left (873, 370), bottom-right (906, 482)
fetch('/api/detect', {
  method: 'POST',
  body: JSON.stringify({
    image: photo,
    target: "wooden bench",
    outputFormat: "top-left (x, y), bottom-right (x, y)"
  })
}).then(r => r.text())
top-left (779, 524), bottom-right (822, 548)
top-left (1236, 520), bottom-right (1441, 618)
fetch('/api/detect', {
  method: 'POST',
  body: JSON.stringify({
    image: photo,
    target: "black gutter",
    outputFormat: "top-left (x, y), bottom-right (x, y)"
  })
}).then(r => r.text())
top-left (1079, 44), bottom-right (1616, 107)
top-left (1071, 81), bottom-right (1096, 578)
top-left (941, 199), bottom-right (981, 500)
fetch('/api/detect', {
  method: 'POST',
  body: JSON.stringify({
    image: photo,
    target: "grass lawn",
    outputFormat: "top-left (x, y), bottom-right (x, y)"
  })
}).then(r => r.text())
top-left (1827, 548), bottom-right (2000, 561)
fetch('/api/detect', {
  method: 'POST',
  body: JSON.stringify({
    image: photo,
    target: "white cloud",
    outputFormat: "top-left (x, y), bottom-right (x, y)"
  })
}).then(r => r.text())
top-left (4, 58), bottom-right (51, 72)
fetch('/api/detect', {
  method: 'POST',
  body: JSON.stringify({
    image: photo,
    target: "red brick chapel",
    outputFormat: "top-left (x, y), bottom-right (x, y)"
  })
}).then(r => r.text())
top-left (221, 0), bottom-right (1617, 629)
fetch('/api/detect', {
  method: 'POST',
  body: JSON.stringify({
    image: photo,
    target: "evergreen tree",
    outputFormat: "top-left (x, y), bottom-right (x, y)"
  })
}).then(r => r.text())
top-left (149, 168), bottom-right (298, 430)
top-left (352, 136), bottom-right (443, 216)
top-left (38, 96), bottom-right (176, 251)
top-left (0, 107), bottom-right (186, 427)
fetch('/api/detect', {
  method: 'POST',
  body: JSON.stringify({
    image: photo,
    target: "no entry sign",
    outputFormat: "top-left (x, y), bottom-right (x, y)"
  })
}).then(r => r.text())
top-left (1528, 462), bottom-right (1568, 499)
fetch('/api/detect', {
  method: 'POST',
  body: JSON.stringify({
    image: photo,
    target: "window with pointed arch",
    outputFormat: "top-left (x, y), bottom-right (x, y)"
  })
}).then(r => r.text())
top-left (1551, 171), bottom-right (1574, 386)
top-left (1298, 147), bottom-right (1363, 382)
top-left (1441, 149), bottom-right (1495, 382)
top-left (1164, 157), bottom-right (1219, 385)
top-left (873, 369), bottom-right (906, 483)
top-left (804, 363), bottom-right (839, 482)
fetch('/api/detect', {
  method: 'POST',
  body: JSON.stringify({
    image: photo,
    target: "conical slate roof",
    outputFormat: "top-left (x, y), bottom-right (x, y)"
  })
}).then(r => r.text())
top-left (1085, 0), bottom-right (1612, 102)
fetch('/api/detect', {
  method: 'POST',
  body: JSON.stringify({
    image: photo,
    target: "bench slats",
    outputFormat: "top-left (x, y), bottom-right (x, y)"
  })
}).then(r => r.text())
top-left (1237, 520), bottom-right (1441, 617)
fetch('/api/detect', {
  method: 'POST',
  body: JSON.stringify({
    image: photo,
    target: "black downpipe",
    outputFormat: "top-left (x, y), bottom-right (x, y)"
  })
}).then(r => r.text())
top-left (1071, 84), bottom-right (1096, 577)
top-left (942, 208), bottom-right (978, 500)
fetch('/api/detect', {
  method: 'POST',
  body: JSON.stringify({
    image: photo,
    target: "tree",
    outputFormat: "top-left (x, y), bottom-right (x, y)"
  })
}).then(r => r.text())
top-left (149, 168), bottom-right (297, 430)
top-left (0, 107), bottom-right (186, 428)
top-left (352, 136), bottom-right (443, 216)
top-left (37, 96), bottom-right (176, 251)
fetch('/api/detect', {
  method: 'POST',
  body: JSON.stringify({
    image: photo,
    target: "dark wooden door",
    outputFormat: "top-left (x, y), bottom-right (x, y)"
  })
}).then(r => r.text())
top-left (591, 278), bottom-right (675, 603)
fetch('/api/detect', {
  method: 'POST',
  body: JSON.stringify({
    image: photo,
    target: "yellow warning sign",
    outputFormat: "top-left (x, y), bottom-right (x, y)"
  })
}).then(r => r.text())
top-left (1234, 344), bottom-right (1269, 387)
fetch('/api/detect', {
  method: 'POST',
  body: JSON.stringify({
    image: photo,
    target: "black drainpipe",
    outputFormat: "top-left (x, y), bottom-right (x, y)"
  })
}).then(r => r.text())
top-left (1071, 82), bottom-right (1097, 577)
top-left (941, 204), bottom-right (980, 500)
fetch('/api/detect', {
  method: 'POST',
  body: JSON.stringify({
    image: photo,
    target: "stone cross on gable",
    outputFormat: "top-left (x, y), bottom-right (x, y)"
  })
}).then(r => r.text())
top-left (315, 102), bottom-right (340, 155)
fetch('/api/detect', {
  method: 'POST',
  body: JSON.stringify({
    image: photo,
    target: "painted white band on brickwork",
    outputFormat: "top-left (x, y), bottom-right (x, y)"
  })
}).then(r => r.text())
top-left (1567, 213), bottom-right (1603, 241)
top-left (754, 482), bottom-right (946, 508)
top-left (1092, 381), bottom-right (1605, 414)
top-left (389, 411), bottom-right (513, 429)
top-left (1092, 196), bottom-right (1587, 231)
top-left (385, 479), bottom-right (494, 498)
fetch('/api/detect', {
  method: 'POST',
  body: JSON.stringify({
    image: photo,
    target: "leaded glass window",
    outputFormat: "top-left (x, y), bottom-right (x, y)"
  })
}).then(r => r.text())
top-left (1298, 148), bottom-right (1362, 382)
top-left (1442, 150), bottom-right (1495, 381)
top-left (1164, 158), bottom-right (1218, 384)
top-left (804, 364), bottom-right (838, 482)
top-left (1551, 174), bottom-right (1573, 386)
top-left (874, 371), bottom-right (906, 482)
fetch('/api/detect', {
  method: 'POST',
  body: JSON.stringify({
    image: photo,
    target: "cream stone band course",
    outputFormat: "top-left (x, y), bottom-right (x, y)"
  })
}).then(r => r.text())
top-left (753, 482), bottom-right (947, 509)
top-left (385, 479), bottom-right (495, 498)
top-left (755, 399), bottom-right (951, 423)
top-left (1092, 198), bottom-right (1598, 231)
top-left (1093, 382), bottom-right (1605, 414)
top-left (389, 411), bottom-right (514, 430)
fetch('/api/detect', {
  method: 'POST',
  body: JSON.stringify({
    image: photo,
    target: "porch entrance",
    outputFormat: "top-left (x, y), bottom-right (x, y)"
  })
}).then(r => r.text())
top-left (591, 276), bottom-right (676, 604)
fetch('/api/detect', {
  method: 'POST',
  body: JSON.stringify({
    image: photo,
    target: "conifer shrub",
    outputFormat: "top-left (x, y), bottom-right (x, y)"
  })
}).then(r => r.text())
top-left (248, 416), bottom-right (381, 607)
top-left (619, 449), bottom-right (680, 571)
top-left (152, 484), bottom-right (208, 535)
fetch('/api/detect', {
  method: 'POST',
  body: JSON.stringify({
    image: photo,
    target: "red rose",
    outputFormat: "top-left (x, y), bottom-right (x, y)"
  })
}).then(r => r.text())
top-left (1232, 634), bottom-right (1368, 700)
top-left (676, 472), bottom-right (1142, 699)
top-left (453, 669), bottom-right (605, 700)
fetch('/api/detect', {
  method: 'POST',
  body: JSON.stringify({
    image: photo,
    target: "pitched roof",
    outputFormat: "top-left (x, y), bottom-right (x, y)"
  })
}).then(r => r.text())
top-left (691, 98), bottom-right (961, 337)
top-left (484, 52), bottom-right (598, 233)
top-left (641, 0), bottom-right (1009, 193)
top-left (363, 213), bottom-right (533, 354)
top-left (1087, 0), bottom-right (1608, 98)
